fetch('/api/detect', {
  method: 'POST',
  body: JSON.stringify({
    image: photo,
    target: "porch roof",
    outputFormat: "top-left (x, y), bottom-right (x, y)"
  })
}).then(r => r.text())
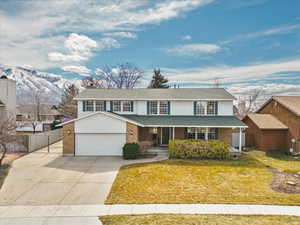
top-left (121, 115), bottom-right (247, 128)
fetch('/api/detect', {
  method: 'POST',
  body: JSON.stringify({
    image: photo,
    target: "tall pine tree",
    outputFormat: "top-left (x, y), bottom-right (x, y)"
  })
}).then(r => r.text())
top-left (148, 68), bottom-right (169, 88)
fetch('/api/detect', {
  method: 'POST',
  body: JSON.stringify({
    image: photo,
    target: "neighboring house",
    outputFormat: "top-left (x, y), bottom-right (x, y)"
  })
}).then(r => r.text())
top-left (16, 104), bottom-right (62, 133)
top-left (243, 96), bottom-right (300, 153)
top-left (61, 88), bottom-right (247, 156)
top-left (0, 76), bottom-right (16, 120)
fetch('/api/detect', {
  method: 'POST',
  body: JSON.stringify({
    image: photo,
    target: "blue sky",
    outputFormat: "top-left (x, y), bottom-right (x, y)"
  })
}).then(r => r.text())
top-left (1, 0), bottom-right (300, 95)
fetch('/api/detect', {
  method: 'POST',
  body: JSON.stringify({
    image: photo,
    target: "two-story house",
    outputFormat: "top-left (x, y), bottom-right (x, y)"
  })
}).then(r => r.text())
top-left (61, 87), bottom-right (246, 156)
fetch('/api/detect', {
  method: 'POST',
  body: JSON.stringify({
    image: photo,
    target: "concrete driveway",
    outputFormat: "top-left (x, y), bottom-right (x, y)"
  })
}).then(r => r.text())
top-left (0, 141), bottom-right (125, 205)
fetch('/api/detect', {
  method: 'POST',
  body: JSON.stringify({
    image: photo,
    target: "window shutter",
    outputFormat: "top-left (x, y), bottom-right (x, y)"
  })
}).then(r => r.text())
top-left (168, 101), bottom-right (170, 115)
top-left (215, 101), bottom-right (218, 115)
top-left (110, 101), bottom-right (113, 112)
top-left (194, 101), bottom-right (196, 115)
top-left (147, 102), bottom-right (150, 115)
top-left (131, 101), bottom-right (134, 112)
top-left (104, 101), bottom-right (106, 111)
top-left (83, 101), bottom-right (86, 112)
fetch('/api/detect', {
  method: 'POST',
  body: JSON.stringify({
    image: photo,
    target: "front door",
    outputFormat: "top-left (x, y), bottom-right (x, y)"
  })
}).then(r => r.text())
top-left (161, 127), bottom-right (170, 145)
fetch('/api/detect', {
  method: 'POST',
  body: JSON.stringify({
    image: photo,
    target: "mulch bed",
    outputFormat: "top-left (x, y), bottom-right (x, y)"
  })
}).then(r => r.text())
top-left (268, 166), bottom-right (300, 194)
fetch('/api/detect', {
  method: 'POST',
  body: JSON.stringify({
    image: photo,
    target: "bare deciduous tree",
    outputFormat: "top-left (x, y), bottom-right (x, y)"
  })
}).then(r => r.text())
top-left (83, 63), bottom-right (144, 89)
top-left (0, 115), bottom-right (17, 166)
top-left (58, 84), bottom-right (79, 119)
top-left (236, 89), bottom-right (262, 119)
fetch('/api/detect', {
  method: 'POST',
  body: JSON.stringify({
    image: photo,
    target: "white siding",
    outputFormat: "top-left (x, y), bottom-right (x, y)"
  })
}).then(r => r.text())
top-left (171, 101), bottom-right (194, 115)
top-left (218, 101), bottom-right (233, 115)
top-left (136, 101), bottom-right (147, 115)
top-left (75, 113), bottom-right (126, 134)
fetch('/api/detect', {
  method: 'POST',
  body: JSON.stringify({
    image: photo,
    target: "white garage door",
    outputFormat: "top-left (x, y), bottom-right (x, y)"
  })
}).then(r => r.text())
top-left (75, 133), bottom-right (126, 156)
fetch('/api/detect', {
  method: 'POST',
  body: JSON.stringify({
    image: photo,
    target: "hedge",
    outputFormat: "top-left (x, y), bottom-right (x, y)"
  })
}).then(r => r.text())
top-left (123, 143), bottom-right (141, 159)
top-left (169, 139), bottom-right (230, 159)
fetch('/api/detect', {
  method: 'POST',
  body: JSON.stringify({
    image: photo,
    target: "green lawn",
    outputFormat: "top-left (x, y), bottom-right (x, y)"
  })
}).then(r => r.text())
top-left (247, 150), bottom-right (300, 172)
top-left (106, 155), bottom-right (300, 205)
top-left (100, 214), bottom-right (300, 225)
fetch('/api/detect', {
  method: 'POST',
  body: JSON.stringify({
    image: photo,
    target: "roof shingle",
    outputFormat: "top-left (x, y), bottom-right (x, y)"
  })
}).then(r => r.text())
top-left (273, 96), bottom-right (300, 116)
top-left (246, 114), bottom-right (288, 130)
top-left (75, 88), bottom-right (235, 100)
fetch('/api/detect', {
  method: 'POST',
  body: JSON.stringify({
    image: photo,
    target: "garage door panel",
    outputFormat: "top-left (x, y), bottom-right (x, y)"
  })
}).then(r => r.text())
top-left (75, 134), bottom-right (125, 156)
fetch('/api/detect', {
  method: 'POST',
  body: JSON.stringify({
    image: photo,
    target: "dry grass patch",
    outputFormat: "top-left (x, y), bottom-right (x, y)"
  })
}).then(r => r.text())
top-left (100, 214), bottom-right (300, 225)
top-left (106, 155), bottom-right (300, 205)
top-left (248, 151), bottom-right (300, 172)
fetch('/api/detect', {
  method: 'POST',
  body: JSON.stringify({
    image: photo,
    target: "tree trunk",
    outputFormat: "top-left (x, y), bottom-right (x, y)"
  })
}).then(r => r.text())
top-left (0, 143), bottom-right (7, 167)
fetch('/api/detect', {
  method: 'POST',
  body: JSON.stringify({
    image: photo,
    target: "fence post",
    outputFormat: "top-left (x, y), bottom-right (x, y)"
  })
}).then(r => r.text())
top-left (48, 135), bottom-right (50, 153)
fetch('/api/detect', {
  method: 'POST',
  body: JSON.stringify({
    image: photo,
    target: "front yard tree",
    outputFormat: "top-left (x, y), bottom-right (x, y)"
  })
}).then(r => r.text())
top-left (148, 68), bottom-right (169, 88)
top-left (236, 89), bottom-right (262, 119)
top-left (83, 63), bottom-right (144, 89)
top-left (0, 116), bottom-right (17, 166)
top-left (58, 84), bottom-right (79, 119)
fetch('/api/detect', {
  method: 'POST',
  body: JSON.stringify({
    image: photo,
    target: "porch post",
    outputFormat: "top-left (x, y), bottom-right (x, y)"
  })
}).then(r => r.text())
top-left (205, 127), bottom-right (208, 140)
top-left (172, 127), bottom-right (175, 139)
top-left (239, 127), bottom-right (242, 151)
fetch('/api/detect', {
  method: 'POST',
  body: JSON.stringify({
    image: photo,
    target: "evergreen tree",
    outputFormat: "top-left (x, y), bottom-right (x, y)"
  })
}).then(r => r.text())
top-left (148, 68), bottom-right (169, 88)
top-left (58, 84), bottom-right (79, 119)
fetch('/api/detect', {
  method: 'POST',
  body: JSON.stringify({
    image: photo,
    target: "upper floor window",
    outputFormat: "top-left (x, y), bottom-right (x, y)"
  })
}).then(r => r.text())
top-left (195, 101), bottom-right (206, 115)
top-left (194, 101), bottom-right (218, 115)
top-left (122, 101), bottom-right (133, 112)
top-left (83, 100), bottom-right (94, 112)
top-left (159, 101), bottom-right (169, 115)
top-left (148, 101), bottom-right (158, 115)
top-left (207, 101), bottom-right (217, 115)
top-left (95, 100), bottom-right (106, 111)
top-left (112, 101), bottom-right (121, 112)
top-left (148, 101), bottom-right (170, 115)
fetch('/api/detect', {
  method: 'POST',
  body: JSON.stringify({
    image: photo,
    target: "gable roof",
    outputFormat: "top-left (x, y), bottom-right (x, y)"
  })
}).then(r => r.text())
top-left (74, 88), bottom-right (235, 101)
top-left (272, 96), bottom-right (300, 116)
top-left (246, 113), bottom-right (288, 130)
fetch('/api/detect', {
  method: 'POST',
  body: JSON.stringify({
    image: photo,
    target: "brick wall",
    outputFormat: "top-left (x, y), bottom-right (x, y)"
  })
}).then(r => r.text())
top-left (126, 122), bottom-right (138, 143)
top-left (63, 122), bottom-right (75, 155)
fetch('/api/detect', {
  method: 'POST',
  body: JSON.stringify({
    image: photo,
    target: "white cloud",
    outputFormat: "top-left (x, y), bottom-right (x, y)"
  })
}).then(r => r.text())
top-left (48, 33), bottom-right (98, 63)
top-left (223, 24), bottom-right (300, 44)
top-left (0, 0), bottom-right (214, 69)
top-left (62, 65), bottom-right (92, 76)
top-left (98, 37), bottom-right (121, 50)
top-left (182, 35), bottom-right (192, 40)
top-left (104, 32), bottom-right (137, 39)
top-left (165, 43), bottom-right (221, 56)
top-left (163, 58), bottom-right (300, 84)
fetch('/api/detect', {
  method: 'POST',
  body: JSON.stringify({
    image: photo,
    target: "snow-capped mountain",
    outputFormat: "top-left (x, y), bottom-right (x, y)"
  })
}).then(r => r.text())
top-left (0, 65), bottom-right (81, 104)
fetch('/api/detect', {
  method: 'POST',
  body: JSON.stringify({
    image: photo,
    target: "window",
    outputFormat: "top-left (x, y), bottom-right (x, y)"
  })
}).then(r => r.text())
top-left (112, 101), bottom-right (121, 112)
top-left (159, 101), bottom-right (169, 115)
top-left (123, 101), bottom-right (133, 112)
top-left (208, 128), bottom-right (218, 140)
top-left (186, 128), bottom-right (196, 139)
top-left (196, 128), bottom-right (206, 140)
top-left (95, 101), bottom-right (105, 111)
top-left (149, 101), bottom-right (158, 115)
top-left (83, 100), bottom-right (94, 112)
top-left (207, 101), bottom-right (217, 115)
top-left (195, 101), bottom-right (206, 115)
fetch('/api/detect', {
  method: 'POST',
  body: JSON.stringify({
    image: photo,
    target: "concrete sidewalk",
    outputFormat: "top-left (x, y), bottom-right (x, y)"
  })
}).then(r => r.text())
top-left (0, 204), bottom-right (300, 224)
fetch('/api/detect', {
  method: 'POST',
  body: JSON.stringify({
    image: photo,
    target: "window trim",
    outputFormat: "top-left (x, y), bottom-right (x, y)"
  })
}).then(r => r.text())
top-left (122, 100), bottom-right (134, 112)
top-left (194, 101), bottom-right (218, 116)
top-left (83, 100), bottom-right (94, 112)
top-left (95, 100), bottom-right (106, 112)
top-left (148, 101), bottom-right (170, 115)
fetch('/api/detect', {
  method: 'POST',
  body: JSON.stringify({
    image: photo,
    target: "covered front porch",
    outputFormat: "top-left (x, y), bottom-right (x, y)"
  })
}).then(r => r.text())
top-left (137, 126), bottom-right (245, 152)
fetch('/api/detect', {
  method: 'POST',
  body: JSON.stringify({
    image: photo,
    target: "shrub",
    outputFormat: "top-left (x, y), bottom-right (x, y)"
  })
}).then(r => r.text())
top-left (169, 139), bottom-right (230, 160)
top-left (123, 143), bottom-right (141, 159)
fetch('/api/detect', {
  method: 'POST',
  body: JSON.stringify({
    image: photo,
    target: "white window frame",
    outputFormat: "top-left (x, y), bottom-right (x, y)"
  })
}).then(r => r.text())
top-left (195, 101), bottom-right (207, 115)
top-left (83, 100), bottom-right (94, 112)
top-left (207, 101), bottom-right (217, 115)
top-left (149, 101), bottom-right (169, 115)
top-left (95, 100), bottom-right (105, 112)
top-left (112, 101), bottom-right (121, 112)
top-left (122, 101), bottom-right (133, 112)
top-left (149, 101), bottom-right (158, 115)
top-left (186, 127), bottom-right (217, 140)
top-left (208, 128), bottom-right (217, 140)
top-left (159, 101), bottom-right (169, 115)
